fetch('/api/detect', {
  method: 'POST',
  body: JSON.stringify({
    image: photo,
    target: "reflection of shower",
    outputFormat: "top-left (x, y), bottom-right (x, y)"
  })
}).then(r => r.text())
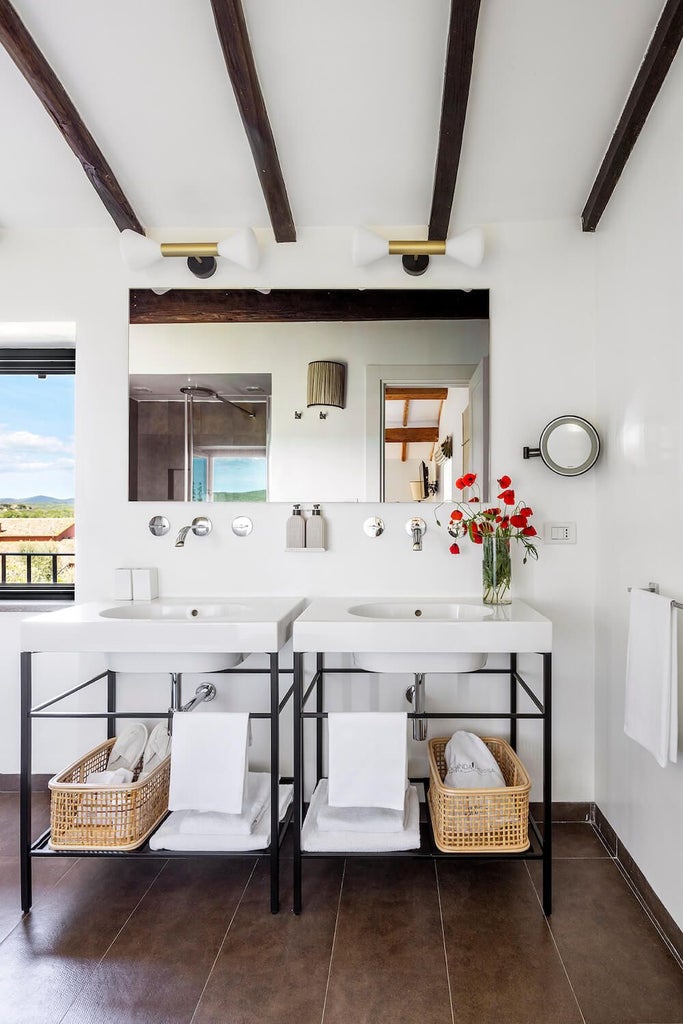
top-left (179, 385), bottom-right (256, 502)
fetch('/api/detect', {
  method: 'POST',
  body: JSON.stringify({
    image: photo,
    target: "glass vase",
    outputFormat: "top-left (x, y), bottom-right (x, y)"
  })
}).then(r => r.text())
top-left (482, 534), bottom-right (512, 605)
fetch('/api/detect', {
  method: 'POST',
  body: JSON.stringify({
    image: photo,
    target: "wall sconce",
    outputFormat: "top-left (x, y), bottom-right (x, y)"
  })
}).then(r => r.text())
top-left (120, 228), bottom-right (260, 279)
top-left (352, 227), bottom-right (484, 276)
top-left (307, 361), bottom-right (346, 410)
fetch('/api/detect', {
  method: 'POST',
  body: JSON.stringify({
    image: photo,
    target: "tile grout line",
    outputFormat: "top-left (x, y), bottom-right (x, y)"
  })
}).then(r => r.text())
top-left (523, 861), bottom-right (587, 1024)
top-left (188, 858), bottom-right (260, 1024)
top-left (55, 857), bottom-right (170, 1024)
top-left (320, 857), bottom-right (347, 1024)
top-left (433, 862), bottom-right (455, 1024)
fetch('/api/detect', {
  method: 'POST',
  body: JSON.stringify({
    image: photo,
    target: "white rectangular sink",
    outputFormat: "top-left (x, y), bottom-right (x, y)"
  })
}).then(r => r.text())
top-left (293, 597), bottom-right (552, 657)
top-left (21, 596), bottom-right (307, 672)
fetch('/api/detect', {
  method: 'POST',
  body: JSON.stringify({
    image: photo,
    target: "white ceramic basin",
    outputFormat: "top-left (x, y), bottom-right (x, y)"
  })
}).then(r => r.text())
top-left (349, 602), bottom-right (492, 622)
top-left (21, 596), bottom-right (307, 674)
top-left (293, 597), bottom-right (552, 670)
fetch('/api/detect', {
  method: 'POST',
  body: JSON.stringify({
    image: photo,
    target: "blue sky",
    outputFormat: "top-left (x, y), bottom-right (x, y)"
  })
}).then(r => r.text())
top-left (213, 457), bottom-right (266, 493)
top-left (0, 375), bottom-right (74, 499)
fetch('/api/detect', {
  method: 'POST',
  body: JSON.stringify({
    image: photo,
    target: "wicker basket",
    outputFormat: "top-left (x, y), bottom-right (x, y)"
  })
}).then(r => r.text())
top-left (427, 736), bottom-right (531, 853)
top-left (48, 737), bottom-right (170, 851)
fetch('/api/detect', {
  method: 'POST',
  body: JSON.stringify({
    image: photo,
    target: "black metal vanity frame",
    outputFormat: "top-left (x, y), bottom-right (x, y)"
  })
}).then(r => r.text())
top-left (292, 652), bottom-right (552, 915)
top-left (19, 652), bottom-right (293, 915)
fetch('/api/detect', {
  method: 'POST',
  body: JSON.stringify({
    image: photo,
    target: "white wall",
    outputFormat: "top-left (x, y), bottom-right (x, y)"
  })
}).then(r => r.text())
top-left (594, 53), bottom-right (683, 927)
top-left (1, 221), bottom-right (597, 809)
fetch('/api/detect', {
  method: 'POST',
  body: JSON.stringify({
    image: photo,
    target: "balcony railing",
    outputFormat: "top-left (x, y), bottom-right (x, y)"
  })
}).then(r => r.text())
top-left (0, 550), bottom-right (75, 600)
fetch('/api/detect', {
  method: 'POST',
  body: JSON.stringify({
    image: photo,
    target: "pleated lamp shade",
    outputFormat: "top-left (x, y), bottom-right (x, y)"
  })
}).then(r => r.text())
top-left (307, 361), bottom-right (346, 409)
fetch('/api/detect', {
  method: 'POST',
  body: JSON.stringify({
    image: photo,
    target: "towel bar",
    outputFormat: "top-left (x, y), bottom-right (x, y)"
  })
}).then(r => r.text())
top-left (628, 584), bottom-right (683, 611)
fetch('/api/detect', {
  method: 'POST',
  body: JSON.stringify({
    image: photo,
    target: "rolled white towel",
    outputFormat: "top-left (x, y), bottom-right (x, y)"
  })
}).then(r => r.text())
top-left (84, 768), bottom-right (134, 786)
top-left (317, 789), bottom-right (408, 833)
top-left (177, 772), bottom-right (271, 836)
top-left (443, 731), bottom-right (506, 789)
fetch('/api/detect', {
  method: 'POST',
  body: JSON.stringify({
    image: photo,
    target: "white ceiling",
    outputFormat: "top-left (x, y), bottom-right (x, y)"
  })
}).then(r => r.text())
top-left (0, 0), bottom-right (665, 234)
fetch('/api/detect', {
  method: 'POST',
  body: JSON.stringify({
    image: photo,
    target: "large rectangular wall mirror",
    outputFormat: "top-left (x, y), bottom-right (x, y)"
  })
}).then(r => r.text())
top-left (128, 289), bottom-right (489, 503)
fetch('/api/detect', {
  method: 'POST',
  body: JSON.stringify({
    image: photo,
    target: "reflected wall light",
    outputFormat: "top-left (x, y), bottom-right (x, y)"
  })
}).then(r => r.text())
top-left (307, 361), bottom-right (346, 410)
top-left (352, 226), bottom-right (484, 276)
top-left (120, 228), bottom-right (260, 279)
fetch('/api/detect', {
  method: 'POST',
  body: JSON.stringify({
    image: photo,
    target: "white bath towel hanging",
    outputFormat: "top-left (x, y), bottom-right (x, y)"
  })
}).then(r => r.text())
top-left (327, 712), bottom-right (407, 811)
top-left (624, 589), bottom-right (678, 767)
top-left (168, 712), bottom-right (249, 814)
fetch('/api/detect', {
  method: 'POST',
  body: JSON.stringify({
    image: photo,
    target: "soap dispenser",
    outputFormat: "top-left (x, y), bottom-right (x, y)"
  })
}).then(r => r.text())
top-left (286, 503), bottom-right (306, 549)
top-left (306, 503), bottom-right (326, 549)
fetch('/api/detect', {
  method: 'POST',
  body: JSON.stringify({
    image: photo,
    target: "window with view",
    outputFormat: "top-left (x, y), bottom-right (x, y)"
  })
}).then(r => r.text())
top-left (0, 338), bottom-right (75, 600)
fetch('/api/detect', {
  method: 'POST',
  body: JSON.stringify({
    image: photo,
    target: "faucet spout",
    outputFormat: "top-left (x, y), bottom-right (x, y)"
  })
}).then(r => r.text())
top-left (175, 525), bottom-right (191, 548)
top-left (175, 516), bottom-right (212, 548)
top-left (406, 517), bottom-right (426, 552)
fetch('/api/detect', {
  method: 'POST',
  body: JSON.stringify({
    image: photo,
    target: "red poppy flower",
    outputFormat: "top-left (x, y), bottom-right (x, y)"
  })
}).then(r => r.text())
top-left (497, 475), bottom-right (511, 489)
top-left (500, 517), bottom-right (510, 529)
top-left (455, 477), bottom-right (465, 490)
top-left (470, 496), bottom-right (480, 502)
top-left (472, 532), bottom-right (483, 544)
top-left (450, 510), bottom-right (463, 521)
top-left (520, 506), bottom-right (533, 517)
top-left (449, 543), bottom-right (460, 555)
top-left (510, 514), bottom-right (527, 528)
top-left (498, 488), bottom-right (515, 505)
top-left (522, 525), bottom-right (537, 537)
top-left (462, 472), bottom-right (477, 487)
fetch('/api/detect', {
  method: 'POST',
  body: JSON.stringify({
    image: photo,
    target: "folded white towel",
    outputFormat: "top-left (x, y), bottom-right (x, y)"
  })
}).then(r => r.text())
top-left (177, 772), bottom-right (270, 836)
top-left (149, 783), bottom-right (292, 851)
top-left (317, 791), bottom-right (408, 833)
top-left (168, 712), bottom-right (249, 814)
top-left (443, 731), bottom-right (506, 789)
top-left (327, 712), bottom-right (407, 811)
top-left (84, 768), bottom-right (134, 786)
top-left (302, 779), bottom-right (420, 852)
top-left (624, 589), bottom-right (679, 767)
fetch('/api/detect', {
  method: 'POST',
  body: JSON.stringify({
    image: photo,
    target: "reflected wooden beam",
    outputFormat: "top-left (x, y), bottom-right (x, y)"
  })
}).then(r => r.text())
top-left (428, 0), bottom-right (481, 240)
top-left (385, 427), bottom-right (439, 444)
top-left (385, 387), bottom-right (449, 401)
top-left (130, 288), bottom-right (490, 324)
top-left (582, 0), bottom-right (683, 231)
top-left (210, 0), bottom-right (296, 242)
top-left (0, 0), bottom-right (143, 233)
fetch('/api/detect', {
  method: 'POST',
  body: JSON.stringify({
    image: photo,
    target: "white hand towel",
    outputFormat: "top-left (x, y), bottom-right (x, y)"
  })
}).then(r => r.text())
top-left (177, 772), bottom-right (270, 836)
top-left (624, 589), bottom-right (678, 767)
top-left (443, 731), bottom-right (506, 789)
top-left (84, 768), bottom-right (134, 786)
top-left (149, 784), bottom-right (292, 851)
top-left (302, 779), bottom-right (420, 852)
top-left (317, 789), bottom-right (408, 833)
top-left (168, 712), bottom-right (249, 814)
top-left (327, 712), bottom-right (407, 811)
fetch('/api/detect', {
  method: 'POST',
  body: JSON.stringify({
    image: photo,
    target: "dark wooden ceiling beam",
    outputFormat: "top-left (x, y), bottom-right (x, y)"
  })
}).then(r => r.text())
top-left (385, 387), bottom-right (449, 401)
top-left (210, 0), bottom-right (296, 243)
top-left (0, 0), bottom-right (143, 233)
top-left (130, 288), bottom-right (490, 324)
top-left (428, 0), bottom-right (481, 240)
top-left (385, 427), bottom-right (439, 444)
top-left (582, 0), bottom-right (683, 231)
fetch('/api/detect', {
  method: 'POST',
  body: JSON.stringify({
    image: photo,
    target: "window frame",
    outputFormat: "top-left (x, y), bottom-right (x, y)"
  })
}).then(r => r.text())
top-left (0, 347), bottom-right (75, 601)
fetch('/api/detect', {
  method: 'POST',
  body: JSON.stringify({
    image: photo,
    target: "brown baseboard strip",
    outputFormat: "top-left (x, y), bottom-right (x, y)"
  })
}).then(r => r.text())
top-left (594, 803), bottom-right (682, 963)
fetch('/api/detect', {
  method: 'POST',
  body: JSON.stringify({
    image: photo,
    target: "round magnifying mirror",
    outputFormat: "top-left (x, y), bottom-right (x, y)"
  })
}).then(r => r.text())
top-left (538, 416), bottom-right (600, 476)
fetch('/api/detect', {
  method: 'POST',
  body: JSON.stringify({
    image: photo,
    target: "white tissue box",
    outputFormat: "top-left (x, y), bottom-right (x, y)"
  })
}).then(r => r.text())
top-left (113, 568), bottom-right (133, 601)
top-left (131, 568), bottom-right (158, 601)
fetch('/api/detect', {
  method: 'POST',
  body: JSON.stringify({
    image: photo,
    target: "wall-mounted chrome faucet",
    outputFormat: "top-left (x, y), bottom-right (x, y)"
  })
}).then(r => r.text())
top-left (405, 517), bottom-right (426, 551)
top-left (175, 516), bottom-right (212, 547)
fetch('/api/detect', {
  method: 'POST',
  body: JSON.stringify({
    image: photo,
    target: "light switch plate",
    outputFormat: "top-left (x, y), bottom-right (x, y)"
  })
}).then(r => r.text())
top-left (544, 522), bottom-right (577, 544)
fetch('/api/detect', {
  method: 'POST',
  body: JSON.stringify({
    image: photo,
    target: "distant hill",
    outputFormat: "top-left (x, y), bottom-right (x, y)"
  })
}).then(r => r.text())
top-left (0, 495), bottom-right (73, 505)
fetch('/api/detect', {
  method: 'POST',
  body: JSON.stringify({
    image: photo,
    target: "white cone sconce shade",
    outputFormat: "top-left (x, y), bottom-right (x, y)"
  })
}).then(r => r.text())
top-left (351, 226), bottom-right (484, 270)
top-left (307, 361), bottom-right (346, 409)
top-left (120, 228), bottom-right (260, 277)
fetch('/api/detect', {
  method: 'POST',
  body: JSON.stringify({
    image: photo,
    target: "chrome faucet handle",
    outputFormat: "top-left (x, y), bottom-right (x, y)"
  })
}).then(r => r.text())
top-left (405, 517), bottom-right (426, 551)
top-left (190, 516), bottom-right (212, 537)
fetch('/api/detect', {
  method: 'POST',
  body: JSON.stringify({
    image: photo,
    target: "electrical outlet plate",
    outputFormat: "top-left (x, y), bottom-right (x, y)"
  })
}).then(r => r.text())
top-left (543, 522), bottom-right (577, 544)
